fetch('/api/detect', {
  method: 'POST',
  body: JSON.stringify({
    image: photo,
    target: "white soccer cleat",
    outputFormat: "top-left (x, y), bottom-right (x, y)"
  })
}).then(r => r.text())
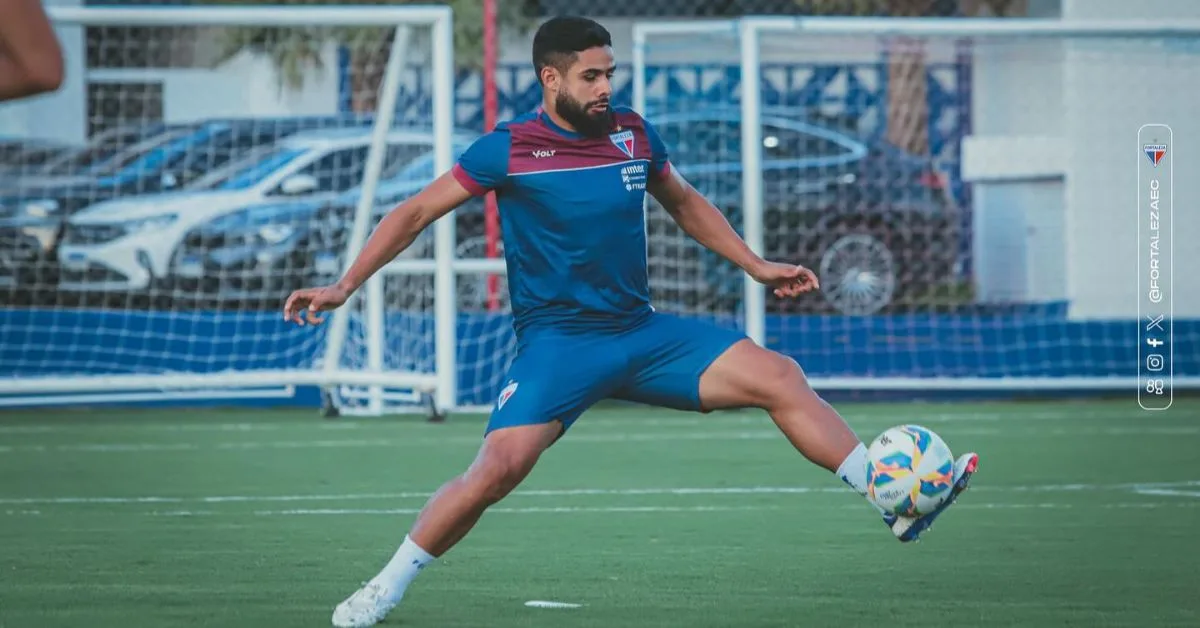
top-left (331, 582), bottom-right (398, 628)
top-left (884, 452), bottom-right (979, 543)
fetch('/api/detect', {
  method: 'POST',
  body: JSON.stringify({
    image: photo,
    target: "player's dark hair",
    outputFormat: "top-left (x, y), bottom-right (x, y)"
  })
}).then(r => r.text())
top-left (532, 16), bottom-right (612, 84)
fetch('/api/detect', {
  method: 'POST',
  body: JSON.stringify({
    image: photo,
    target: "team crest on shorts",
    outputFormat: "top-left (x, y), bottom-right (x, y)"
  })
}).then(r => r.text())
top-left (497, 381), bottom-right (519, 410)
top-left (609, 129), bottom-right (635, 159)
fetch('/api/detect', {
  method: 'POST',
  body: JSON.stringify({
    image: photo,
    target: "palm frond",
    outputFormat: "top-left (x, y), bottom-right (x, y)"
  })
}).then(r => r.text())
top-left (198, 0), bottom-right (534, 93)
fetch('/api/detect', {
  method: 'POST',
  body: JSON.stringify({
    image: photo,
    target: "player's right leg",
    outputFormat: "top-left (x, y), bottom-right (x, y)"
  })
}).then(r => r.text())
top-left (0, 0), bottom-right (65, 102)
top-left (331, 422), bottom-right (561, 628)
top-left (331, 331), bottom-right (627, 627)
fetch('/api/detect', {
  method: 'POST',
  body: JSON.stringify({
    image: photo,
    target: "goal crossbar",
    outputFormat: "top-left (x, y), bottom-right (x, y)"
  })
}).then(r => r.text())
top-left (46, 5), bottom-right (454, 27)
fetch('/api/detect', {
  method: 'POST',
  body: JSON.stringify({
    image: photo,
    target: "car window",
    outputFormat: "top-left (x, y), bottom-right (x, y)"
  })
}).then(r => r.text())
top-left (292, 146), bottom-right (372, 193)
top-left (375, 142), bottom-right (442, 183)
top-left (381, 143), bottom-right (437, 177)
top-left (44, 144), bottom-right (126, 176)
top-left (763, 126), bottom-right (852, 160)
top-left (168, 131), bottom-right (290, 188)
top-left (38, 128), bottom-right (156, 176)
top-left (213, 147), bottom-right (310, 190)
top-left (86, 129), bottom-right (192, 176)
top-left (181, 144), bottom-right (306, 191)
top-left (655, 118), bottom-right (855, 165)
top-left (656, 120), bottom-right (740, 166)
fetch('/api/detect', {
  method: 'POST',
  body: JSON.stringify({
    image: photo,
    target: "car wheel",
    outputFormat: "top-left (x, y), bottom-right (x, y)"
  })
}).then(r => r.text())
top-left (818, 232), bottom-right (897, 316)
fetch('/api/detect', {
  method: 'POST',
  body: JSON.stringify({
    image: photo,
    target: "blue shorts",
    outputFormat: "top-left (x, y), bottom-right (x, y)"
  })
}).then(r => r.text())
top-left (486, 312), bottom-right (747, 436)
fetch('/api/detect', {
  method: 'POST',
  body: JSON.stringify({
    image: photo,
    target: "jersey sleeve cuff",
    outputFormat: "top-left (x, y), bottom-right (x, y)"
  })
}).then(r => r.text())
top-left (653, 160), bottom-right (672, 180)
top-left (452, 164), bottom-right (489, 196)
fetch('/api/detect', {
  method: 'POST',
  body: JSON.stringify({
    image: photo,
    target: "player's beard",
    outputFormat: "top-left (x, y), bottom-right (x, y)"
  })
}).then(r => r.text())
top-left (556, 91), bottom-right (613, 137)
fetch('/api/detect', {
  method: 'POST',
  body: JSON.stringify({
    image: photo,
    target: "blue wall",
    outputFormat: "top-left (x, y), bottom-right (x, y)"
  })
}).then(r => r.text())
top-left (3, 308), bottom-right (1195, 409)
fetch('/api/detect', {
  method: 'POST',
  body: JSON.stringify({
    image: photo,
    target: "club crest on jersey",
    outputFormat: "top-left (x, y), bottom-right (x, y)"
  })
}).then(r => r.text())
top-left (1144, 143), bottom-right (1167, 167)
top-left (609, 129), bottom-right (635, 159)
top-left (497, 381), bottom-right (518, 410)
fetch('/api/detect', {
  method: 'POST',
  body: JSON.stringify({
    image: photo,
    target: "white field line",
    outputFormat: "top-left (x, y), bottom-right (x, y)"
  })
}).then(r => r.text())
top-left (3, 480), bottom-right (1200, 506)
top-left (5, 501), bottom-right (1200, 518)
top-left (252, 501), bottom-right (1200, 516)
top-left (2, 424), bottom-right (1199, 454)
top-left (1133, 488), bottom-right (1200, 498)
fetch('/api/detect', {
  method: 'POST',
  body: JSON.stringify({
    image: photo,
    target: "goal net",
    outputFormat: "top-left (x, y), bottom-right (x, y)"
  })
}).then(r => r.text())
top-left (632, 23), bottom-right (753, 338)
top-left (0, 5), bottom-right (459, 413)
top-left (635, 18), bottom-right (1200, 392)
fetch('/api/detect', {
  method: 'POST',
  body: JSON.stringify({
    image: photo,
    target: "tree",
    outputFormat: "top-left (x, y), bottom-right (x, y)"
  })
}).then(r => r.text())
top-left (200, 0), bottom-right (534, 110)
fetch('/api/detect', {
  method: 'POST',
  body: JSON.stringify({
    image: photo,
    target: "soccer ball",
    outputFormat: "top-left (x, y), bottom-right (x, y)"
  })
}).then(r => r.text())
top-left (866, 425), bottom-right (956, 517)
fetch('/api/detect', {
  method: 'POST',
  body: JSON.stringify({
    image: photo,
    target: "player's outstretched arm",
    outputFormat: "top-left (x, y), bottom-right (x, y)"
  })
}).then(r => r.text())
top-left (283, 171), bottom-right (473, 325)
top-left (0, 0), bottom-right (65, 102)
top-left (648, 169), bottom-right (819, 299)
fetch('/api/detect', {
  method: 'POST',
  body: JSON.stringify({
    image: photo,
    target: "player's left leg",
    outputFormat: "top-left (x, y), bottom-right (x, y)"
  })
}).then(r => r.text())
top-left (696, 336), bottom-right (978, 542)
top-left (0, 0), bottom-right (65, 102)
top-left (616, 313), bottom-right (976, 542)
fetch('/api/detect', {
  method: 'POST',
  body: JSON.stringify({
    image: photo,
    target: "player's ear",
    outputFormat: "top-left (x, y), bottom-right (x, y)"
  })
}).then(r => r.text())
top-left (540, 65), bottom-right (561, 92)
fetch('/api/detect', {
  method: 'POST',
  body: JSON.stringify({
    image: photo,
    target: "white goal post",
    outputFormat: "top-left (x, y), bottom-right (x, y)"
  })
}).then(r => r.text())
top-left (633, 16), bottom-right (1200, 392)
top-left (0, 5), bottom-right (461, 413)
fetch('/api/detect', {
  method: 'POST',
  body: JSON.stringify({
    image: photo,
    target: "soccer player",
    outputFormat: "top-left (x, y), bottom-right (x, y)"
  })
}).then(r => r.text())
top-left (0, 0), bottom-right (65, 102)
top-left (282, 16), bottom-right (979, 628)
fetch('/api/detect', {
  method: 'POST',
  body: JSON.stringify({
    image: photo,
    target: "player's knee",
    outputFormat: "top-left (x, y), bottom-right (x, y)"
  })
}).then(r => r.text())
top-left (466, 448), bottom-right (537, 505)
top-left (758, 353), bottom-right (811, 410)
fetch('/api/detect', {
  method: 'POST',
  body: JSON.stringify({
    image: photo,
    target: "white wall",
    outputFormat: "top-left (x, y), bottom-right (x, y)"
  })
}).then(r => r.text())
top-left (83, 42), bottom-right (341, 126)
top-left (965, 38), bottom-right (1065, 304)
top-left (162, 44), bottom-right (341, 122)
top-left (0, 0), bottom-right (87, 145)
top-left (961, 0), bottom-right (1199, 318)
top-left (0, 6), bottom-right (339, 143)
top-left (1061, 0), bottom-right (1200, 319)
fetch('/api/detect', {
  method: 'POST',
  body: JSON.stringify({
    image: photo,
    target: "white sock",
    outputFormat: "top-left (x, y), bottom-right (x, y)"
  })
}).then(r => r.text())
top-left (836, 443), bottom-right (886, 515)
top-left (370, 534), bottom-right (436, 604)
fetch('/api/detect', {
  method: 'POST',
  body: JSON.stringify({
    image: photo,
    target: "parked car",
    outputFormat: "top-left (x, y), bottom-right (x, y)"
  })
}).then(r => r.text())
top-left (163, 108), bottom-right (957, 315)
top-left (166, 136), bottom-right (475, 307)
top-left (0, 124), bottom-right (176, 182)
top-left (59, 127), bottom-right (474, 302)
top-left (0, 115), bottom-right (372, 296)
top-left (646, 106), bottom-right (960, 316)
top-left (0, 137), bottom-right (76, 177)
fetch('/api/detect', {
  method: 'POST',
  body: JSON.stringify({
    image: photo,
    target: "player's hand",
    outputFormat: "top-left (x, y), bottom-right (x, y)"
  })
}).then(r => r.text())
top-left (283, 284), bottom-right (351, 326)
top-left (750, 261), bottom-right (820, 299)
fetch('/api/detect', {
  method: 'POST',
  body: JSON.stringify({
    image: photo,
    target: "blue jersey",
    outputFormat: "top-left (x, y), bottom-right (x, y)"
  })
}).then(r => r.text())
top-left (452, 106), bottom-right (672, 335)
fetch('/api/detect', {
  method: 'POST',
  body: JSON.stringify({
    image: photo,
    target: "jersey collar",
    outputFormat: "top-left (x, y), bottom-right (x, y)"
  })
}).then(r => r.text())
top-left (536, 108), bottom-right (584, 140)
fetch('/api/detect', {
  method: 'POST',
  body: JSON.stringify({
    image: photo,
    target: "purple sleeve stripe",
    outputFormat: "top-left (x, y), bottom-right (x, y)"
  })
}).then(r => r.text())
top-left (452, 164), bottom-right (488, 196)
